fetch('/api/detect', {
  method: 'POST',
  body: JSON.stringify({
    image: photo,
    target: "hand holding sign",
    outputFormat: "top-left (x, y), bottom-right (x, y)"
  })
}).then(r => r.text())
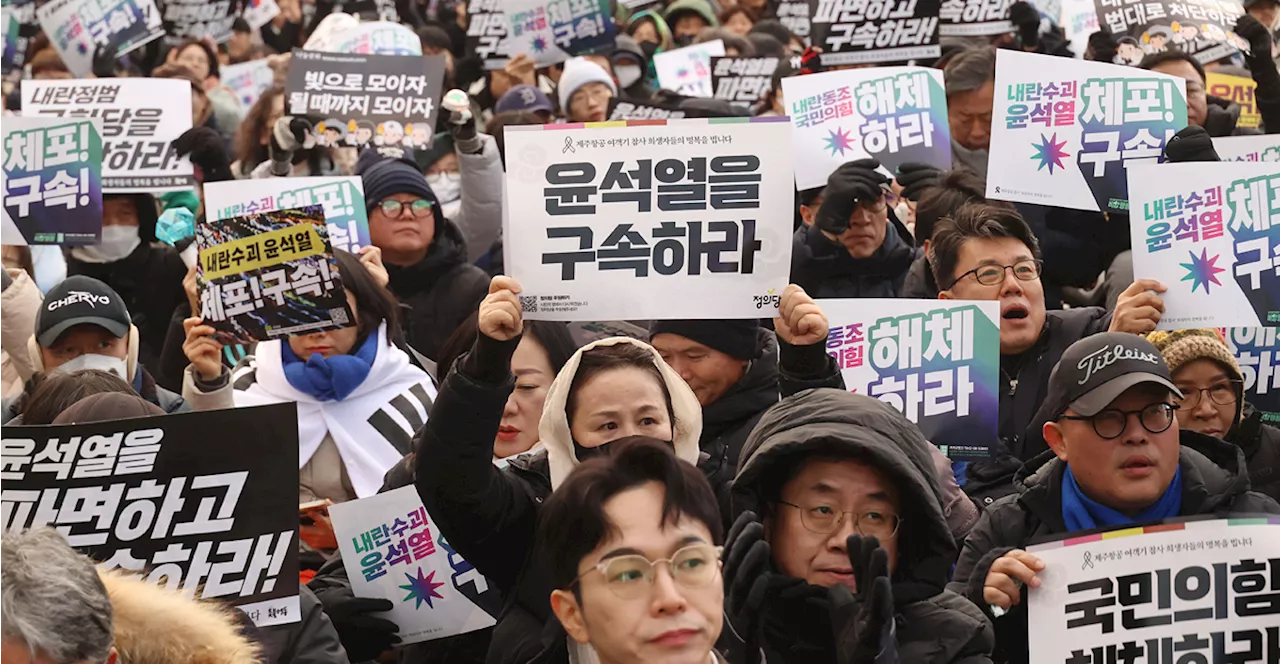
top-left (1109, 278), bottom-right (1167, 335)
top-left (480, 276), bottom-right (525, 342)
top-left (182, 316), bottom-right (224, 381)
top-left (775, 284), bottom-right (829, 347)
top-left (983, 548), bottom-right (1045, 611)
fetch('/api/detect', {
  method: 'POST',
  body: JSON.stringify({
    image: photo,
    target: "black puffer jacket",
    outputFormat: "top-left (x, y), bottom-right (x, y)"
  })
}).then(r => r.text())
top-left (949, 432), bottom-right (1280, 664)
top-left (790, 217), bottom-right (921, 299)
top-left (901, 255), bottom-right (939, 300)
top-left (731, 390), bottom-right (995, 663)
top-left (1228, 402), bottom-right (1280, 502)
top-left (385, 217), bottom-right (490, 361)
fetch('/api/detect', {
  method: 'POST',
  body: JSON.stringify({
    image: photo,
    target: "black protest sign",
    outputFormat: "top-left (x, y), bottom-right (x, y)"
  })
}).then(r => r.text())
top-left (809, 0), bottom-right (943, 65)
top-left (285, 49), bottom-right (446, 150)
top-left (467, 0), bottom-right (510, 69)
top-left (1, 404), bottom-right (302, 627)
top-left (711, 56), bottom-right (780, 106)
top-left (773, 0), bottom-right (813, 43)
top-left (938, 0), bottom-right (1014, 36)
top-left (160, 0), bottom-right (236, 45)
top-left (607, 98), bottom-right (689, 120)
top-left (1096, 0), bottom-right (1247, 65)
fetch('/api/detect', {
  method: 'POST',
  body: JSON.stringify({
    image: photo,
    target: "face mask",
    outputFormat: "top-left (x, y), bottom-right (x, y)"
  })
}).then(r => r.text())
top-left (53, 353), bottom-right (129, 380)
top-left (426, 172), bottom-right (461, 204)
top-left (674, 34), bottom-right (694, 47)
top-left (615, 64), bottom-right (643, 88)
top-left (71, 225), bottom-right (141, 264)
top-left (895, 201), bottom-right (913, 226)
top-left (639, 40), bottom-right (659, 59)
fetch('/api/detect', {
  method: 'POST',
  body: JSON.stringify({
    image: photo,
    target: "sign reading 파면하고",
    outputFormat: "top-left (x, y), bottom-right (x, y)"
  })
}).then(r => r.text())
top-left (22, 78), bottom-right (194, 193)
top-left (711, 56), bottom-right (780, 107)
top-left (782, 67), bottom-right (951, 191)
top-left (1208, 71), bottom-right (1260, 130)
top-left (285, 50), bottom-right (446, 151)
top-left (939, 0), bottom-right (1013, 35)
top-left (1095, 0), bottom-right (1248, 65)
top-left (504, 0), bottom-right (616, 67)
top-left (37, 0), bottom-right (163, 78)
top-left (1225, 327), bottom-right (1280, 423)
top-left (987, 49), bottom-right (1187, 213)
top-left (1213, 135), bottom-right (1280, 163)
top-left (503, 118), bottom-right (795, 320)
top-left (818, 298), bottom-right (1000, 460)
top-left (2, 116), bottom-right (103, 246)
top-left (808, 0), bottom-right (941, 65)
top-left (221, 58), bottom-right (277, 109)
top-left (467, 0), bottom-right (509, 69)
top-left (1027, 518), bottom-right (1280, 664)
top-left (654, 40), bottom-right (725, 98)
top-left (329, 486), bottom-right (500, 645)
top-left (197, 205), bottom-right (355, 344)
top-left (1, 404), bottom-right (303, 627)
top-left (1128, 161), bottom-right (1280, 329)
top-left (204, 177), bottom-right (371, 255)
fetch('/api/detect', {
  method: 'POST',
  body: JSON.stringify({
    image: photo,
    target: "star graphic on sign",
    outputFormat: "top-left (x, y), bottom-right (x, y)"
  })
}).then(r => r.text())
top-left (1030, 133), bottom-right (1071, 174)
top-left (1179, 248), bottom-right (1227, 294)
top-left (400, 568), bottom-right (445, 610)
top-left (532, 36), bottom-right (548, 53)
top-left (823, 127), bottom-right (856, 157)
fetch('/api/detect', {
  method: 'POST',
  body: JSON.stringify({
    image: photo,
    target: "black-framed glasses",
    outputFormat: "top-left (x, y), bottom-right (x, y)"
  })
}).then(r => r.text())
top-left (1059, 402), bottom-right (1176, 439)
top-left (572, 543), bottom-right (723, 600)
top-left (1175, 381), bottom-right (1241, 411)
top-left (377, 198), bottom-right (433, 218)
top-left (947, 259), bottom-right (1043, 289)
top-left (778, 501), bottom-right (902, 539)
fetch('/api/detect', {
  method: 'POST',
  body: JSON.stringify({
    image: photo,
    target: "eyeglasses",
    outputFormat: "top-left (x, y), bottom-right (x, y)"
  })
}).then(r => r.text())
top-left (778, 502), bottom-right (902, 539)
top-left (573, 543), bottom-right (723, 600)
top-left (1059, 402), bottom-right (1176, 440)
top-left (1176, 381), bottom-right (1241, 411)
top-left (947, 259), bottom-right (1043, 289)
top-left (856, 197), bottom-right (888, 214)
top-left (378, 198), bottom-right (433, 218)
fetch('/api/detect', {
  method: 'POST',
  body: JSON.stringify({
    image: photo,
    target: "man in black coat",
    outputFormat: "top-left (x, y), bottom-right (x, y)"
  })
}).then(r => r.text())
top-left (949, 333), bottom-right (1280, 664)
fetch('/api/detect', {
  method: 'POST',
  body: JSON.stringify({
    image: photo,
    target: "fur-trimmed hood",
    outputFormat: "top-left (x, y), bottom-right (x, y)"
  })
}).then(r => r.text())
top-left (98, 570), bottom-right (261, 664)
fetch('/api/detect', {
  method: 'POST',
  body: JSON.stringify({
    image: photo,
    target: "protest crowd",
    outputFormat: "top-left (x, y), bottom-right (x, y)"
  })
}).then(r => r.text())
top-left (4, 0), bottom-right (1280, 663)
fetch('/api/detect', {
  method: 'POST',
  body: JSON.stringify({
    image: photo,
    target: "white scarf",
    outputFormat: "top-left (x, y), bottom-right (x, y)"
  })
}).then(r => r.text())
top-left (232, 323), bottom-right (438, 498)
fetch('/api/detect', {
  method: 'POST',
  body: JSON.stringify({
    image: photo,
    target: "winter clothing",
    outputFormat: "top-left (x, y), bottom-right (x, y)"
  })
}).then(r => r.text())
top-left (731, 389), bottom-right (996, 664)
top-left (950, 433), bottom-right (1280, 664)
top-left (790, 215), bottom-right (921, 299)
top-left (650, 319), bottom-right (763, 361)
top-left (256, 586), bottom-right (350, 664)
top-left (902, 255), bottom-right (940, 299)
top-left (814, 160), bottom-right (893, 234)
top-left (664, 0), bottom-right (719, 28)
top-left (495, 85), bottom-right (555, 115)
top-left (1, 269), bottom-right (42, 398)
top-left (556, 57), bottom-right (618, 112)
top-left (1229, 403), bottom-right (1280, 501)
top-left (1164, 125), bottom-right (1223, 162)
top-left (52, 392), bottom-right (165, 423)
top-left (1148, 328), bottom-right (1241, 380)
top-left (357, 151), bottom-right (438, 213)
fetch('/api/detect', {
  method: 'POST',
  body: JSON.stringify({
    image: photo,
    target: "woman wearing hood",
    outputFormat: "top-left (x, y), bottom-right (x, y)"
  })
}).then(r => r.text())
top-left (414, 275), bottom-right (830, 663)
top-left (626, 9), bottom-right (674, 87)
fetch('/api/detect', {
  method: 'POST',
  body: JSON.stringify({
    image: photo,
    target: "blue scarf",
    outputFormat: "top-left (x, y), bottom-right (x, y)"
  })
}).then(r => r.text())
top-left (1061, 463), bottom-right (1183, 531)
top-left (281, 333), bottom-right (378, 401)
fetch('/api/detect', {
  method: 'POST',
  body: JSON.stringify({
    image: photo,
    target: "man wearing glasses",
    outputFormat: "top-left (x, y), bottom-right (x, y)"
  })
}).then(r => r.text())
top-left (950, 332), bottom-right (1280, 663)
top-left (720, 389), bottom-right (995, 663)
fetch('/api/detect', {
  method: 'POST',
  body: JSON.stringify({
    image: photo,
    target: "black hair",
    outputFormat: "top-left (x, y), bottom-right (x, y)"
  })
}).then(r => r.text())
top-left (485, 110), bottom-right (546, 166)
top-left (567, 343), bottom-right (673, 429)
top-left (914, 169), bottom-right (1013, 244)
top-left (174, 38), bottom-right (221, 80)
top-left (928, 203), bottom-right (1042, 289)
top-left (436, 310), bottom-right (579, 380)
top-left (332, 249), bottom-right (404, 349)
top-left (19, 370), bottom-right (135, 425)
top-left (232, 17), bottom-right (252, 33)
top-left (749, 19), bottom-right (797, 48)
top-left (538, 437), bottom-right (724, 591)
top-left (102, 194), bottom-right (159, 243)
top-left (1138, 49), bottom-right (1207, 84)
top-left (418, 23), bottom-right (454, 52)
top-left (746, 32), bottom-right (785, 57)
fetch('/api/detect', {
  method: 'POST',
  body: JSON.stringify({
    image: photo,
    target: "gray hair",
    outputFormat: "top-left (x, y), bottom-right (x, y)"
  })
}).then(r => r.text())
top-left (1, 529), bottom-right (114, 663)
top-left (944, 45), bottom-right (997, 97)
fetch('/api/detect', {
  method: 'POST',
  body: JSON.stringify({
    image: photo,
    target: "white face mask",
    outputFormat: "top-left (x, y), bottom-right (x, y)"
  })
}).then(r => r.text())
top-left (71, 225), bottom-right (142, 264)
top-left (426, 172), bottom-right (462, 204)
top-left (615, 64), bottom-right (643, 89)
top-left (53, 353), bottom-right (129, 380)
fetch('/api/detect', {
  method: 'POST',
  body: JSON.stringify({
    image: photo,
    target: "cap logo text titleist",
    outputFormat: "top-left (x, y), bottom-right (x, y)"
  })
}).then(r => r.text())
top-left (47, 291), bottom-right (111, 311)
top-left (1077, 344), bottom-right (1162, 386)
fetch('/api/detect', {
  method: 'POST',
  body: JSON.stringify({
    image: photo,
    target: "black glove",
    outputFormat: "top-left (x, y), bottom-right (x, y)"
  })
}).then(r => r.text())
top-left (1009, 1), bottom-right (1040, 48)
top-left (815, 159), bottom-right (891, 234)
top-left (1086, 29), bottom-right (1118, 64)
top-left (1235, 14), bottom-right (1274, 59)
top-left (173, 127), bottom-right (233, 183)
top-left (269, 116), bottom-right (314, 176)
top-left (894, 162), bottom-right (943, 202)
top-left (829, 535), bottom-right (897, 664)
top-left (723, 511), bottom-right (774, 664)
top-left (314, 589), bottom-right (401, 661)
top-left (91, 37), bottom-right (120, 78)
top-left (1163, 125), bottom-right (1221, 163)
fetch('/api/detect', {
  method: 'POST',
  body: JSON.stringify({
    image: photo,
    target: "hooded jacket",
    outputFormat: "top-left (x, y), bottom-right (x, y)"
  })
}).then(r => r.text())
top-left (949, 432), bottom-right (1280, 664)
top-left (790, 215), bottom-right (921, 299)
top-left (627, 9), bottom-right (673, 85)
top-left (1229, 403), bottom-right (1280, 502)
top-left (732, 390), bottom-right (995, 664)
top-left (2, 269), bottom-right (41, 398)
top-left (664, 0), bottom-right (718, 28)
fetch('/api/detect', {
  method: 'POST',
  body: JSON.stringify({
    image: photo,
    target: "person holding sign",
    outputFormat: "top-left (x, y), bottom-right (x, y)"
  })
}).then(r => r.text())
top-left (949, 332), bottom-right (1280, 663)
top-left (721, 389), bottom-right (995, 664)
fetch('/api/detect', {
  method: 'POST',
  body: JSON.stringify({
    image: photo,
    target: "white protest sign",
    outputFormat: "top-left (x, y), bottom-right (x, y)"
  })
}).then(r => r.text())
top-left (654, 40), bottom-right (725, 98)
top-left (1128, 161), bottom-right (1280, 329)
top-left (329, 20), bottom-right (422, 55)
top-left (781, 67), bottom-right (951, 191)
top-left (987, 49), bottom-right (1187, 213)
top-left (1061, 0), bottom-right (1100, 57)
top-left (1213, 135), bottom-right (1280, 163)
top-left (204, 177), bottom-right (371, 255)
top-left (503, 118), bottom-right (795, 320)
top-left (221, 58), bottom-right (276, 109)
top-left (1027, 518), bottom-right (1280, 664)
top-left (241, 0), bottom-right (279, 30)
top-left (37, 0), bottom-right (163, 77)
top-left (329, 486), bottom-right (498, 645)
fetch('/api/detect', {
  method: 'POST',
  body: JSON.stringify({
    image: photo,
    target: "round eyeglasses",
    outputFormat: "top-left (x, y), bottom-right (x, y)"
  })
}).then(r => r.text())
top-left (1059, 402), bottom-right (1176, 440)
top-left (378, 198), bottom-right (433, 218)
top-left (573, 543), bottom-right (723, 600)
top-left (778, 502), bottom-right (902, 540)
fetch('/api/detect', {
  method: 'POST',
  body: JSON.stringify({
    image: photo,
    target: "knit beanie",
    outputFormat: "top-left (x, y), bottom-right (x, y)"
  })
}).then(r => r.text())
top-left (355, 149), bottom-right (439, 214)
top-left (1147, 329), bottom-right (1244, 420)
top-left (649, 319), bottom-right (762, 361)
top-left (557, 57), bottom-right (618, 113)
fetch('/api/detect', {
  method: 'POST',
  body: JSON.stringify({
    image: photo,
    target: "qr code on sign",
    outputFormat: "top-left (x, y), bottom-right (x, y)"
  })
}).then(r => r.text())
top-left (521, 297), bottom-right (538, 313)
top-left (329, 307), bottom-right (350, 324)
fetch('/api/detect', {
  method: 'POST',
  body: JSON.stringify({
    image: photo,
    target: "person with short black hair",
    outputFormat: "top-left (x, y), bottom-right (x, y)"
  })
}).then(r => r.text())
top-left (901, 169), bottom-right (1006, 299)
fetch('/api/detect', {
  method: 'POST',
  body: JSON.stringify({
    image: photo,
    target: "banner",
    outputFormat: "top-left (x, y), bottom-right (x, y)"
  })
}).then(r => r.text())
top-left (505, 0), bottom-right (616, 67)
top-left (196, 205), bottom-right (355, 344)
top-left (221, 58), bottom-right (276, 109)
top-left (817, 298), bottom-right (1000, 460)
top-left (1026, 518), bottom-right (1280, 664)
top-left (987, 50), bottom-right (1187, 213)
top-left (1213, 135), bottom-right (1280, 163)
top-left (2, 116), bottom-right (103, 246)
top-left (205, 177), bottom-right (371, 254)
top-left (1096, 0), bottom-right (1248, 65)
top-left (329, 20), bottom-right (422, 55)
top-left (23, 78), bottom-right (195, 193)
top-left (782, 67), bottom-right (951, 191)
top-left (809, 0), bottom-right (941, 65)
top-left (329, 486), bottom-right (500, 644)
top-left (654, 40), bottom-right (725, 98)
top-left (503, 118), bottom-right (796, 320)
top-left (939, 0), bottom-right (1014, 36)
top-left (285, 50), bottom-right (446, 150)
top-left (776, 0), bottom-right (812, 42)
top-left (1225, 327), bottom-right (1280, 423)
top-left (608, 98), bottom-right (689, 120)
top-left (37, 0), bottom-right (163, 78)
top-left (1128, 161), bottom-right (1280, 329)
top-left (1207, 71), bottom-right (1260, 130)
top-left (711, 56), bottom-right (780, 107)
top-left (467, 0), bottom-right (509, 69)
top-left (0, 404), bottom-right (303, 627)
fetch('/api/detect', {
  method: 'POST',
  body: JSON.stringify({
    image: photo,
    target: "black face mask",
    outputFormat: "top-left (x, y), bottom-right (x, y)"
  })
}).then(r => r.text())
top-left (639, 39), bottom-right (660, 59)
top-left (674, 33), bottom-right (694, 47)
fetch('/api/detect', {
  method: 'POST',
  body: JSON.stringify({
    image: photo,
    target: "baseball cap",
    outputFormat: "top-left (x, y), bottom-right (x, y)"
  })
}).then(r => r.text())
top-left (495, 85), bottom-right (554, 115)
top-left (1043, 332), bottom-right (1184, 419)
top-left (35, 276), bottom-right (132, 348)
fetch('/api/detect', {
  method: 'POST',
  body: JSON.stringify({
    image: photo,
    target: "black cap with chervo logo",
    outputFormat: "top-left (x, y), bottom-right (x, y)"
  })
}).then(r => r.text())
top-left (35, 276), bottom-right (131, 347)
top-left (1044, 332), bottom-right (1184, 419)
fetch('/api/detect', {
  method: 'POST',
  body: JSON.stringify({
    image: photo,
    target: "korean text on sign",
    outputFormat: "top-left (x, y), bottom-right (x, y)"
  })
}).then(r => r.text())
top-left (205, 177), bottom-right (370, 255)
top-left (810, 0), bottom-right (941, 65)
top-left (3, 116), bottom-right (104, 246)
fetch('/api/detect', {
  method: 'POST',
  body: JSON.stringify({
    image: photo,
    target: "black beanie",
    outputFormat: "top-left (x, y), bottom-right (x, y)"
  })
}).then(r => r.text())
top-left (355, 148), bottom-right (439, 213)
top-left (649, 319), bottom-right (762, 360)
